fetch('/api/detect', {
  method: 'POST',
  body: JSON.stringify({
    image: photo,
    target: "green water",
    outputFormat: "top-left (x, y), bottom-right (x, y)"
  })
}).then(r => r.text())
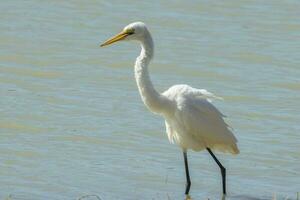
top-left (0, 1), bottom-right (299, 199)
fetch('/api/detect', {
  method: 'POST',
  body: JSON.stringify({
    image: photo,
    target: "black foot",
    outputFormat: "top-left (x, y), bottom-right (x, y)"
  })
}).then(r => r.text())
top-left (185, 180), bottom-right (191, 195)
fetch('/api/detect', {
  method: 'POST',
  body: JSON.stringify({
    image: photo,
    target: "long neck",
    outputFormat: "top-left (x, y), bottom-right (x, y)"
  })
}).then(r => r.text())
top-left (134, 31), bottom-right (169, 114)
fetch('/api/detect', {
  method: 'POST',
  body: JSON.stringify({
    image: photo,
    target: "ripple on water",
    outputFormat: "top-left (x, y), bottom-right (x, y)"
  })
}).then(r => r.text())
top-left (0, 121), bottom-right (43, 134)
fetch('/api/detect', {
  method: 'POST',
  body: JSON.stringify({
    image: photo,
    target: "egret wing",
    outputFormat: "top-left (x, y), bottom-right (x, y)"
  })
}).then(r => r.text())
top-left (163, 85), bottom-right (239, 154)
top-left (178, 94), bottom-right (239, 154)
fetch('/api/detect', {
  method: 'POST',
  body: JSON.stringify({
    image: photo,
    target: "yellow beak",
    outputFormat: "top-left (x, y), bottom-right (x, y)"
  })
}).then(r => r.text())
top-left (100, 30), bottom-right (130, 47)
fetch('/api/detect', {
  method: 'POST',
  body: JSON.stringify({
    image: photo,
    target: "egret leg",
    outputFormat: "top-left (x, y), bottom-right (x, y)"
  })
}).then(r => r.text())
top-left (206, 148), bottom-right (226, 195)
top-left (183, 151), bottom-right (191, 195)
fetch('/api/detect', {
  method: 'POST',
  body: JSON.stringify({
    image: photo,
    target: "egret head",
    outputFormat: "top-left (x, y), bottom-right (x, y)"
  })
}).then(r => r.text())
top-left (100, 22), bottom-right (148, 47)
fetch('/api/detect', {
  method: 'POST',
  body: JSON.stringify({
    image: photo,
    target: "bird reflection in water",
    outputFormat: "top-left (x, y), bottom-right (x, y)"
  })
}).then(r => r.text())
top-left (193, 194), bottom-right (274, 200)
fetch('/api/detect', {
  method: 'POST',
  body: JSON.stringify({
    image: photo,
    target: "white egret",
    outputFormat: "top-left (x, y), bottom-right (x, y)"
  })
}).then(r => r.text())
top-left (101, 22), bottom-right (239, 196)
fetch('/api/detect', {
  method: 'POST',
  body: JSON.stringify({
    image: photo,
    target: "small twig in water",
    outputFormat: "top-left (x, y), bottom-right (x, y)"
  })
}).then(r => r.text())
top-left (5, 194), bottom-right (13, 200)
top-left (165, 173), bottom-right (169, 184)
top-left (166, 193), bottom-right (171, 200)
top-left (77, 194), bottom-right (102, 200)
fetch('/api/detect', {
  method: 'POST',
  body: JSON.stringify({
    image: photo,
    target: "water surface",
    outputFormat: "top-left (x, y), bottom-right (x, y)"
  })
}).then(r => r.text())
top-left (0, 1), bottom-right (299, 199)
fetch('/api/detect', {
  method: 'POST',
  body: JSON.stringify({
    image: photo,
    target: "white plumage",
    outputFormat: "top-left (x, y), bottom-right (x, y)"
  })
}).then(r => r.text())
top-left (162, 84), bottom-right (239, 154)
top-left (101, 21), bottom-right (239, 196)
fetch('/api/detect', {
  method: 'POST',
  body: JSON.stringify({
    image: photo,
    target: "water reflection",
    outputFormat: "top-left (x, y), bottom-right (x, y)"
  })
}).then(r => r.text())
top-left (185, 194), bottom-right (276, 200)
top-left (225, 195), bottom-right (271, 200)
top-left (4, 192), bottom-right (298, 200)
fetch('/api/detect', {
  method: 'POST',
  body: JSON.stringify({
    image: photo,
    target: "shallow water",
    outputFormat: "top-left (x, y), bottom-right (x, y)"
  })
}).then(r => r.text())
top-left (0, 1), bottom-right (299, 199)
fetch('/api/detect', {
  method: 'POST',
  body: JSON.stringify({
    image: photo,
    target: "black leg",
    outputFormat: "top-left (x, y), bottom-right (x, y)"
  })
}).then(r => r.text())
top-left (206, 148), bottom-right (226, 195)
top-left (183, 151), bottom-right (191, 195)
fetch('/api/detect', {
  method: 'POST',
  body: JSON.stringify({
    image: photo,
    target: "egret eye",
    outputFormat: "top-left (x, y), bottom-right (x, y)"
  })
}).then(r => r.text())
top-left (127, 28), bottom-right (135, 35)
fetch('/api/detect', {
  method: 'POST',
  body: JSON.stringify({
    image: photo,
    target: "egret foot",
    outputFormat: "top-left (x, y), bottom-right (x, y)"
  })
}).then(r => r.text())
top-left (185, 194), bottom-right (192, 200)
